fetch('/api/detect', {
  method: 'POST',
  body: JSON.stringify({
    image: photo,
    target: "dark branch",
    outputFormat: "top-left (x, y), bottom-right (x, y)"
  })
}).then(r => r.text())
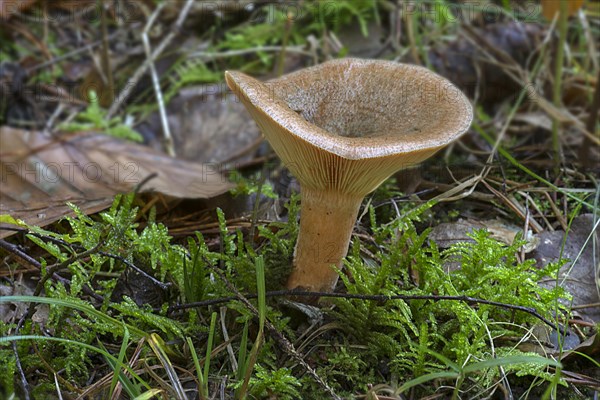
top-left (167, 289), bottom-right (562, 333)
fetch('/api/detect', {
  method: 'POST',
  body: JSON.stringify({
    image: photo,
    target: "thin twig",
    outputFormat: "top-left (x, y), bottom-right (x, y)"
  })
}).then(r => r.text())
top-left (518, 190), bottom-right (555, 232)
top-left (99, 0), bottom-right (115, 106)
top-left (551, 1), bottom-right (569, 168)
top-left (13, 341), bottom-right (30, 400)
top-left (33, 240), bottom-right (105, 297)
top-left (142, 2), bottom-right (175, 156)
top-left (0, 239), bottom-right (104, 303)
top-left (106, 0), bottom-right (195, 118)
top-left (167, 290), bottom-right (562, 333)
top-left (26, 30), bottom-right (124, 73)
top-left (8, 228), bottom-right (171, 291)
top-left (579, 67), bottom-right (600, 168)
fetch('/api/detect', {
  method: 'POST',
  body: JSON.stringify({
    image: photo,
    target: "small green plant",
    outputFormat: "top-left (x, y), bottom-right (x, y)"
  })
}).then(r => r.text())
top-left (163, 58), bottom-right (221, 105)
top-left (60, 91), bottom-right (143, 142)
top-left (242, 364), bottom-right (301, 399)
top-left (230, 173), bottom-right (279, 200)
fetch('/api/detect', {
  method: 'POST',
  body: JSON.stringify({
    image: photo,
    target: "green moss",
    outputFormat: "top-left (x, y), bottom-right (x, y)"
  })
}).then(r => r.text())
top-left (1, 184), bottom-right (574, 398)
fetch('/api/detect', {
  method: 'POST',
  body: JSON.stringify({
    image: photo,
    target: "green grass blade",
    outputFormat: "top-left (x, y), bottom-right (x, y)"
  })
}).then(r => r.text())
top-left (474, 123), bottom-right (595, 210)
top-left (397, 371), bottom-right (459, 394)
top-left (419, 347), bottom-right (460, 372)
top-left (235, 321), bottom-right (249, 383)
top-left (237, 256), bottom-right (267, 399)
top-left (203, 312), bottom-right (218, 398)
top-left (256, 256), bottom-right (266, 330)
top-left (109, 326), bottom-right (131, 397)
top-left (104, 353), bottom-right (142, 398)
top-left (0, 295), bottom-right (146, 337)
top-left (462, 355), bottom-right (561, 373)
top-left (186, 337), bottom-right (206, 400)
top-left (132, 389), bottom-right (163, 400)
top-left (0, 335), bottom-right (150, 390)
top-left (148, 333), bottom-right (187, 400)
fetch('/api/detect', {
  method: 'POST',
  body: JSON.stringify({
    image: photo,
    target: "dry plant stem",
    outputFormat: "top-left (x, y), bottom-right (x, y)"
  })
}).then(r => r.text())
top-left (28, 31), bottom-right (123, 73)
top-left (142, 2), bottom-right (175, 156)
top-left (12, 341), bottom-right (30, 400)
top-left (247, 155), bottom-right (270, 245)
top-left (106, 0), bottom-right (194, 118)
top-left (579, 67), bottom-right (600, 168)
top-left (99, 0), bottom-right (114, 106)
top-left (275, 13), bottom-right (293, 77)
top-left (288, 189), bottom-right (363, 292)
top-left (405, 7), bottom-right (421, 64)
top-left (552, 0), bottom-right (569, 168)
top-left (167, 291), bottom-right (561, 331)
top-left (0, 239), bottom-right (103, 303)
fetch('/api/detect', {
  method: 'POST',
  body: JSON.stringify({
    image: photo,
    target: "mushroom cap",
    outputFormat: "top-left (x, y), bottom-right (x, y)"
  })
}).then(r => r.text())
top-left (226, 58), bottom-right (472, 196)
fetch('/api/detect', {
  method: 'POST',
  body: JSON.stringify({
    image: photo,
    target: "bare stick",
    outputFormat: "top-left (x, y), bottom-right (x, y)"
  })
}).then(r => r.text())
top-left (107, 0), bottom-right (194, 119)
top-left (99, 0), bottom-right (114, 106)
top-left (142, 2), bottom-right (175, 156)
top-left (167, 290), bottom-right (563, 333)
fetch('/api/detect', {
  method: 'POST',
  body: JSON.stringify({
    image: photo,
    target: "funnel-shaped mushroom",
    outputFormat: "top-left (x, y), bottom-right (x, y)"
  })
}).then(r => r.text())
top-left (226, 58), bottom-right (472, 292)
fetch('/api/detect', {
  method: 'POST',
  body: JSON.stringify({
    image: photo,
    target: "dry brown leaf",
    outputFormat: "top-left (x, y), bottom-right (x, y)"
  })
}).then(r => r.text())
top-left (139, 89), bottom-right (262, 164)
top-left (517, 324), bottom-right (581, 356)
top-left (534, 214), bottom-right (600, 323)
top-left (428, 218), bottom-right (535, 248)
top-left (561, 332), bottom-right (600, 361)
top-left (0, 127), bottom-right (232, 238)
top-left (0, 278), bottom-right (34, 323)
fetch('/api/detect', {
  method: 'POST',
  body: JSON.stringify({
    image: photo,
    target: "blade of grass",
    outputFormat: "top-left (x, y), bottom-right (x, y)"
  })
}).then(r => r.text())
top-left (237, 256), bottom-right (266, 399)
top-left (148, 333), bottom-right (187, 400)
top-left (419, 347), bottom-right (460, 372)
top-left (397, 354), bottom-right (562, 397)
top-left (567, 351), bottom-right (600, 368)
top-left (132, 389), bottom-right (163, 400)
top-left (462, 355), bottom-right (561, 373)
top-left (397, 371), bottom-right (460, 394)
top-left (235, 321), bottom-right (250, 383)
top-left (186, 337), bottom-right (206, 400)
top-left (0, 335), bottom-right (150, 390)
top-left (541, 366), bottom-right (563, 400)
top-left (202, 312), bottom-right (218, 398)
top-left (109, 326), bottom-right (131, 398)
top-left (0, 295), bottom-right (146, 337)
top-left (104, 353), bottom-right (143, 399)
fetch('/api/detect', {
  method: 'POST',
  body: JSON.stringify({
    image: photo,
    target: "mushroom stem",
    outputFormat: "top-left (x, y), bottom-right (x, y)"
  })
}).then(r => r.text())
top-left (288, 187), bottom-right (364, 292)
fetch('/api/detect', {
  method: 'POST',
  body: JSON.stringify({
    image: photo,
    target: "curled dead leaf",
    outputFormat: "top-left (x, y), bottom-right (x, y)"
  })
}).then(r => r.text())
top-left (0, 127), bottom-right (232, 238)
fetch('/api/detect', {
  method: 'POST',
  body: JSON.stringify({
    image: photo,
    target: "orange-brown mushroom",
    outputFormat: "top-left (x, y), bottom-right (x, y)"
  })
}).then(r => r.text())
top-left (226, 58), bottom-right (472, 292)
